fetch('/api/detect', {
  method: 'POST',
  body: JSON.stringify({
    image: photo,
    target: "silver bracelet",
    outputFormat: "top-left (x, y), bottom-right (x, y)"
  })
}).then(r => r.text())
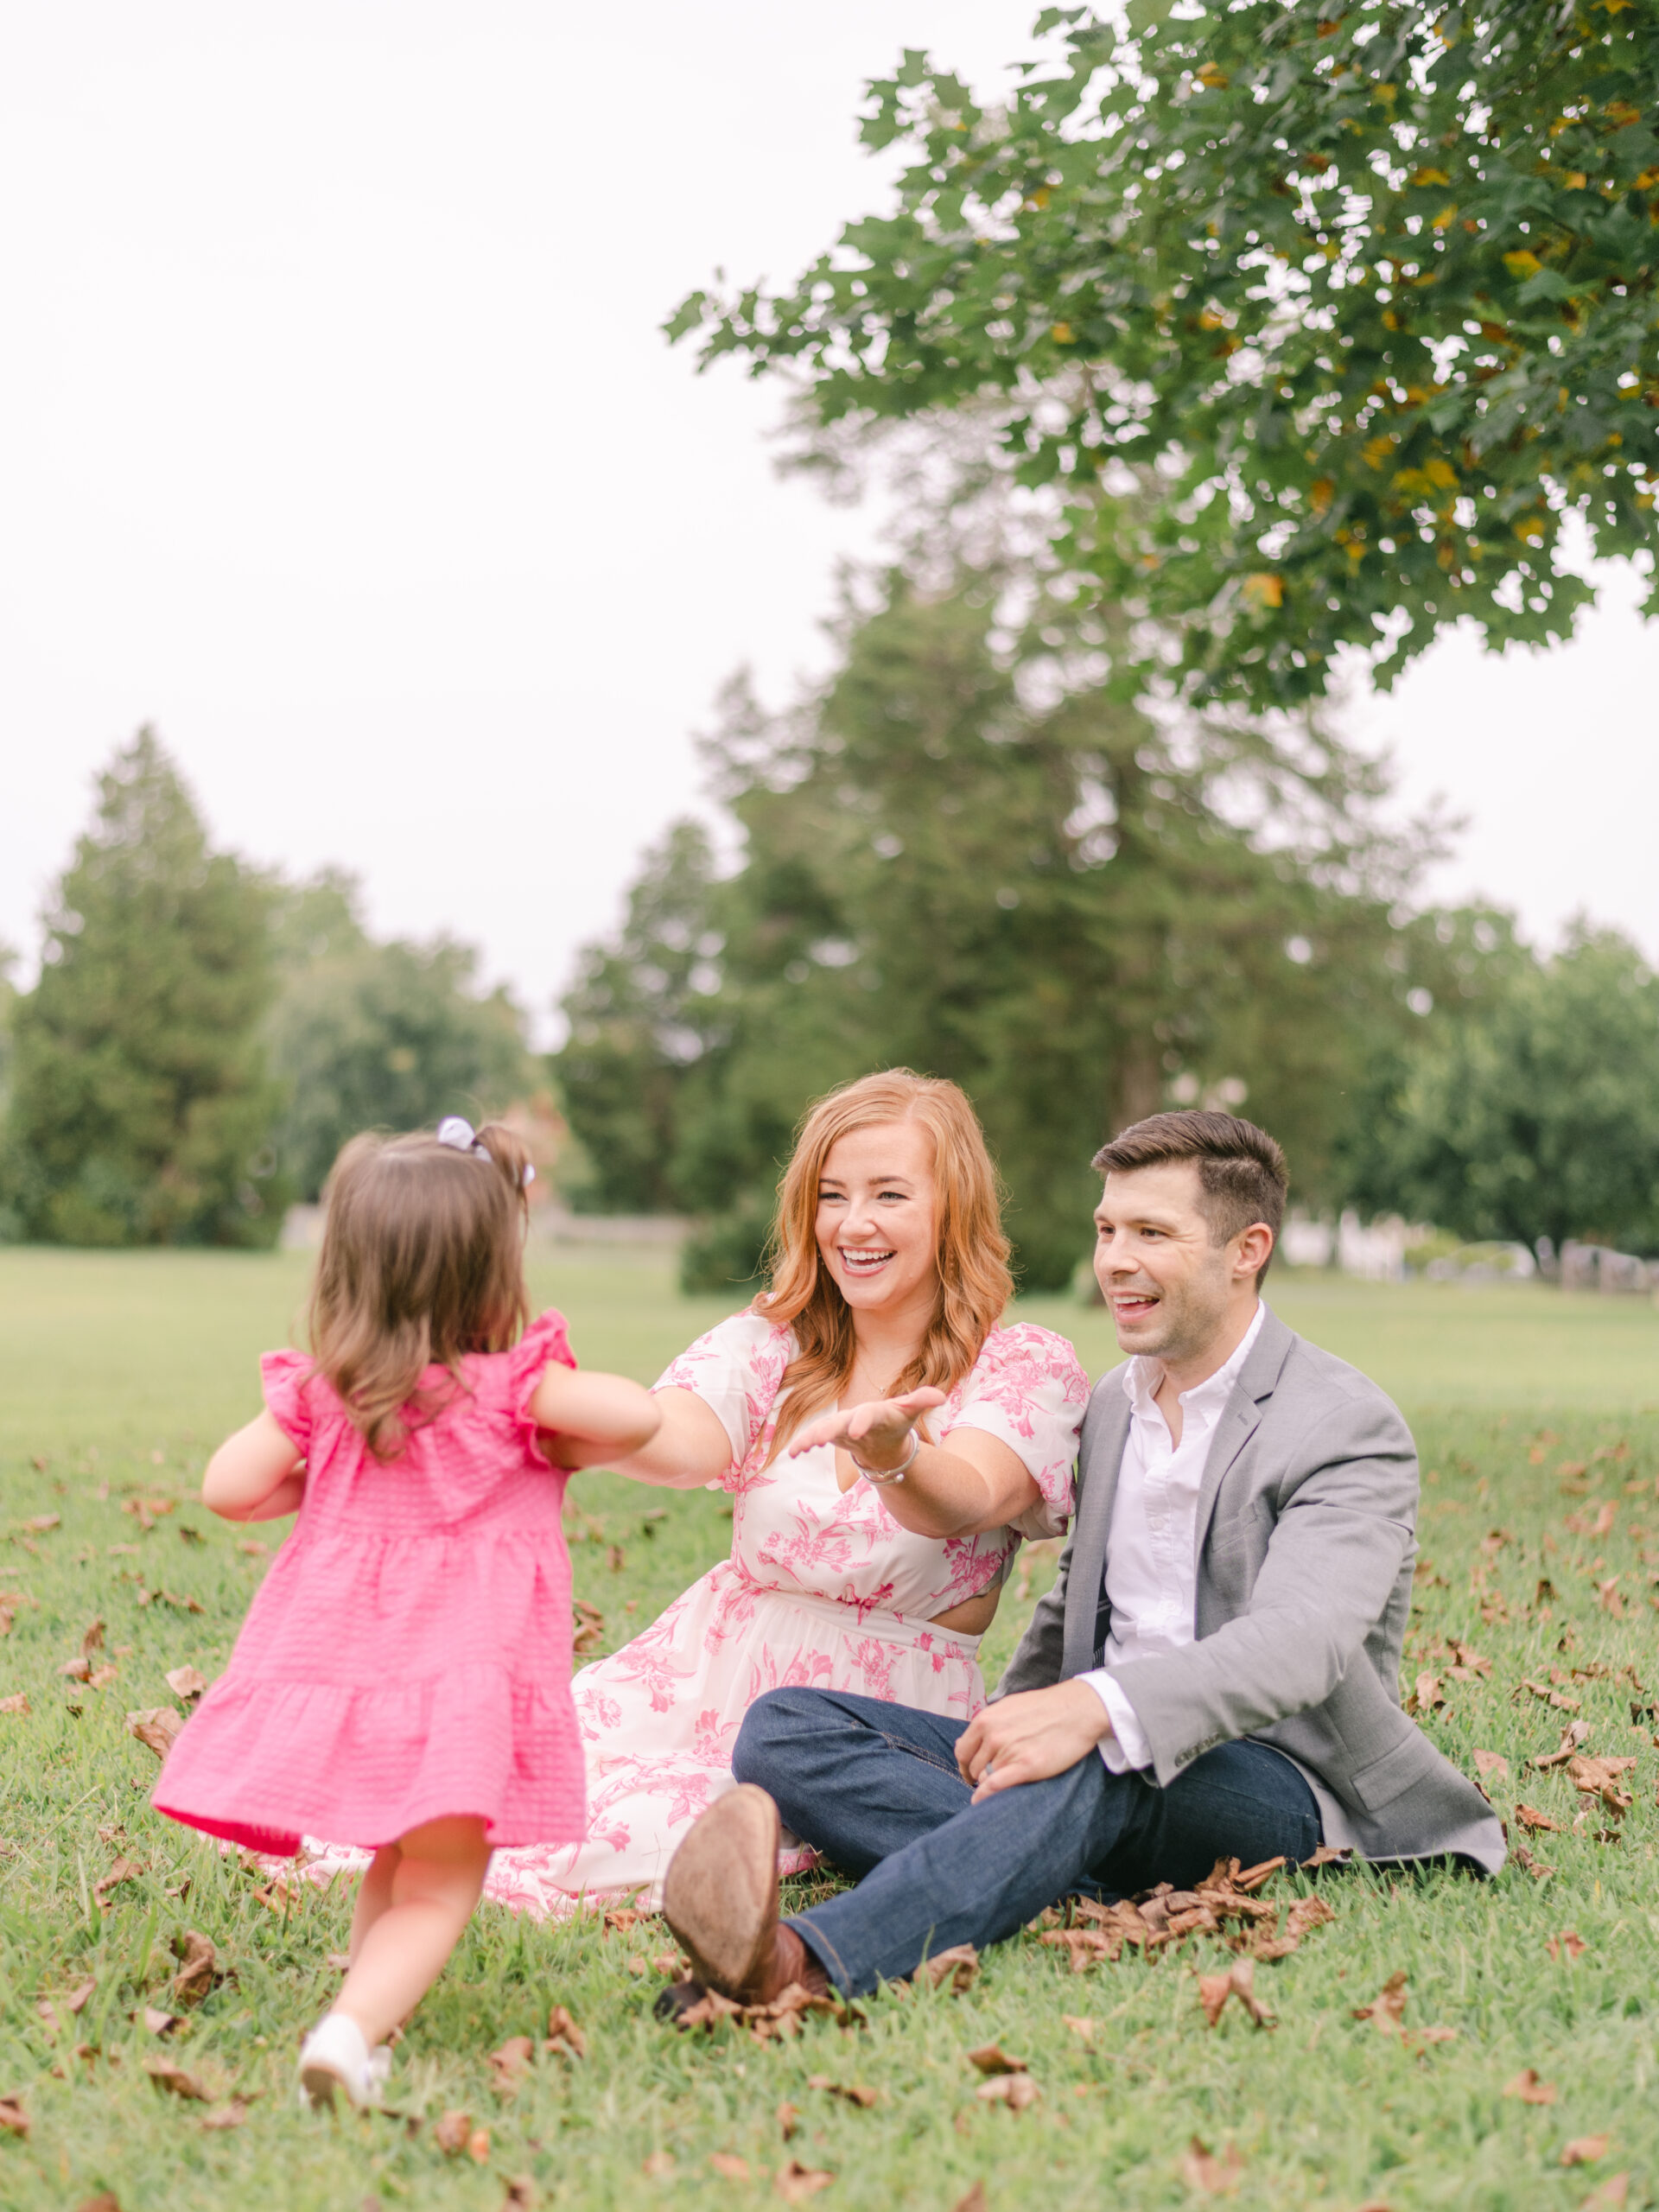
top-left (851, 1426), bottom-right (921, 1484)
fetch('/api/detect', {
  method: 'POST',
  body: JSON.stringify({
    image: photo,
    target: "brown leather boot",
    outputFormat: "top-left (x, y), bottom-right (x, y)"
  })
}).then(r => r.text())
top-left (663, 1785), bottom-right (824, 2004)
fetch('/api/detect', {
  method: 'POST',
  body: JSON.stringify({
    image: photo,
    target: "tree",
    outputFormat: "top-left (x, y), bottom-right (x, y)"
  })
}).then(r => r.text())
top-left (1347, 924), bottom-right (1659, 1252)
top-left (671, 1), bottom-right (1659, 710)
top-left (3, 730), bottom-right (283, 1246)
top-left (558, 563), bottom-right (1508, 1287)
top-left (266, 914), bottom-right (534, 1202)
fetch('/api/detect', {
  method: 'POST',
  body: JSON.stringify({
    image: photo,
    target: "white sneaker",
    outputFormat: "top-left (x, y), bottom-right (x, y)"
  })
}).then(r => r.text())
top-left (298, 2012), bottom-right (391, 2108)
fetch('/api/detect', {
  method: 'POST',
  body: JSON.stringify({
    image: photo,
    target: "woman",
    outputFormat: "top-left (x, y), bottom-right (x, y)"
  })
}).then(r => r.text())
top-left (480, 1069), bottom-right (1088, 1912)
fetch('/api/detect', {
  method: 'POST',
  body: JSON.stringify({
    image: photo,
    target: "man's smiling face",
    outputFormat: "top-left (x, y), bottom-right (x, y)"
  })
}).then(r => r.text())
top-left (1092, 1160), bottom-right (1246, 1365)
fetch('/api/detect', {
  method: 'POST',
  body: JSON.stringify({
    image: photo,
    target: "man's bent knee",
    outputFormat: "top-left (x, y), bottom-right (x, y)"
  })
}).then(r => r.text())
top-left (733, 1688), bottom-right (833, 1785)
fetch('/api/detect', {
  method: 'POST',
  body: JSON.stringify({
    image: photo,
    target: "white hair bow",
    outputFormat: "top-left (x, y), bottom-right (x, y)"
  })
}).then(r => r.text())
top-left (435, 1116), bottom-right (536, 1187)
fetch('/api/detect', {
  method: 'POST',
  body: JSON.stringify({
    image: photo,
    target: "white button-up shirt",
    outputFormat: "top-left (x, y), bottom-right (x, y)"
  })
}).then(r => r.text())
top-left (1081, 1301), bottom-right (1266, 1770)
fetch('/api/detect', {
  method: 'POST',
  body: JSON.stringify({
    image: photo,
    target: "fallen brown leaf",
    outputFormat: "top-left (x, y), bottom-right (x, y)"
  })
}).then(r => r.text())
top-left (544, 2004), bottom-right (586, 2058)
top-left (502, 2179), bottom-right (538, 2210)
top-left (73, 2195), bottom-right (119, 2212)
top-left (200, 2100), bottom-right (251, 2131)
top-left (125, 1707), bottom-right (184, 1760)
top-left (0, 1694), bottom-right (25, 1716)
top-left (776, 2161), bottom-right (835, 2202)
top-left (1579, 2176), bottom-right (1630, 2209)
top-left (1351, 1971), bottom-right (1410, 2032)
top-left (86, 1665), bottom-right (118, 1691)
top-left (21, 1515), bottom-right (60, 1534)
top-left (651, 1951), bottom-right (687, 1978)
top-left (96, 1858), bottom-right (145, 1902)
top-left (807, 2073), bottom-right (877, 2107)
top-left (435, 2109), bottom-right (474, 2155)
top-left (1179, 2136), bottom-right (1244, 2195)
top-left (1197, 1956), bottom-right (1274, 2031)
top-left (1472, 1749), bottom-right (1510, 1780)
top-left (1503, 2068), bottom-right (1557, 2105)
top-left (1301, 1844), bottom-right (1351, 1868)
top-left (1512, 1843), bottom-right (1555, 1879)
top-left (710, 2154), bottom-right (751, 2181)
top-left (918, 1943), bottom-right (979, 1993)
top-left (966, 2044), bottom-right (1027, 2075)
top-left (952, 2187), bottom-right (987, 2212)
top-left (136, 1589), bottom-right (203, 1614)
top-left (170, 1931), bottom-right (220, 2007)
top-left (640, 2151), bottom-right (675, 2178)
top-left (1567, 1755), bottom-right (1636, 1814)
top-left (143, 2055), bottom-right (210, 2101)
top-left (1061, 2014), bottom-right (1096, 2044)
top-left (58, 1657), bottom-right (92, 1681)
top-left (143, 2006), bottom-right (181, 2036)
top-left (0, 2095), bottom-right (28, 2137)
top-left (975, 2074), bottom-right (1040, 2111)
top-left (1548, 1929), bottom-right (1588, 1964)
top-left (164, 1666), bottom-right (207, 1702)
top-left (469, 2126), bottom-right (492, 2163)
top-left (1562, 2135), bottom-right (1611, 2168)
top-left (776, 2100), bottom-right (800, 2142)
top-left (1516, 1804), bottom-right (1562, 1834)
top-left (236, 1540), bottom-right (266, 1556)
top-left (487, 2036), bottom-right (535, 2093)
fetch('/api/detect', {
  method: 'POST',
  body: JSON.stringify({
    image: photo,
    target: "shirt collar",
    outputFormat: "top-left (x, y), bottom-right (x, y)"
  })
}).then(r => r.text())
top-left (1122, 1299), bottom-right (1267, 1418)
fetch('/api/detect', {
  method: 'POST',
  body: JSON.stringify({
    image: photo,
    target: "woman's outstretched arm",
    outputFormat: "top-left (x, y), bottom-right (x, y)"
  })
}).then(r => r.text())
top-left (786, 1390), bottom-right (1040, 1538)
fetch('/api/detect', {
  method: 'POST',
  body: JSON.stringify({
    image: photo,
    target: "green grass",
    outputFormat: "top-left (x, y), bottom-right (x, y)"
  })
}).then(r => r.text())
top-left (0, 1246), bottom-right (1656, 2209)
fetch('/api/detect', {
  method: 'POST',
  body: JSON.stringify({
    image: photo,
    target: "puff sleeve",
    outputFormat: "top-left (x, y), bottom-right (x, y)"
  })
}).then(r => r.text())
top-left (508, 1310), bottom-right (578, 1454)
top-left (942, 1322), bottom-right (1089, 1539)
top-left (260, 1350), bottom-right (316, 1458)
top-left (653, 1313), bottom-right (793, 1490)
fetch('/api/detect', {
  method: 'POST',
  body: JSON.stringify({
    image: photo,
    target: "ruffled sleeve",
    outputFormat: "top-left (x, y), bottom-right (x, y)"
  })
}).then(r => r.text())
top-left (654, 1312), bottom-right (792, 1490)
top-left (509, 1309), bottom-right (578, 1452)
top-left (261, 1350), bottom-right (316, 1458)
top-left (942, 1322), bottom-right (1089, 1539)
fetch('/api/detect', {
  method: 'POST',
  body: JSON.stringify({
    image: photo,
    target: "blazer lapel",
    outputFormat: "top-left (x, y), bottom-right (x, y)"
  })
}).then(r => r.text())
top-left (1192, 1305), bottom-right (1296, 1564)
top-left (1062, 1376), bottom-right (1132, 1678)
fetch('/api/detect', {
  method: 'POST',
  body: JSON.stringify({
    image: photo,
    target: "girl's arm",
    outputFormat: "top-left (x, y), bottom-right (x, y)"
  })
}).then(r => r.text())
top-left (202, 1412), bottom-right (307, 1522)
top-left (530, 1365), bottom-right (663, 1469)
top-left (533, 1377), bottom-right (730, 1489)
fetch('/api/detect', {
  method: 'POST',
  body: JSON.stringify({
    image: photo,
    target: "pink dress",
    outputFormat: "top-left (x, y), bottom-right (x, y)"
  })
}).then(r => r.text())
top-left (152, 1311), bottom-right (584, 1855)
top-left (480, 1313), bottom-right (1088, 1913)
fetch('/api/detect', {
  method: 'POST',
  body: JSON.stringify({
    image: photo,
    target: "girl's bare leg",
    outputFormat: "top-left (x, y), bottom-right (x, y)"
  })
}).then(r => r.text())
top-left (333, 1816), bottom-right (491, 2048)
top-left (348, 1841), bottom-right (402, 1963)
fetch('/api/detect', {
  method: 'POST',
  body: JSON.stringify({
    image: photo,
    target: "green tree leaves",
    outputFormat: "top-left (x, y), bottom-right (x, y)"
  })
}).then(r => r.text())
top-left (673, 1), bottom-right (1659, 708)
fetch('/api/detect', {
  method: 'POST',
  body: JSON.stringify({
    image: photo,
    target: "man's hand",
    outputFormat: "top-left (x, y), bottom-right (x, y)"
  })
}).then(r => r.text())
top-left (956, 1680), bottom-right (1113, 1803)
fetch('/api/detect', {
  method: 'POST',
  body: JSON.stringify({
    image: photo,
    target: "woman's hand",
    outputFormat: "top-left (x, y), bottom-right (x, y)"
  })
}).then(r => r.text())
top-left (785, 1387), bottom-right (946, 1471)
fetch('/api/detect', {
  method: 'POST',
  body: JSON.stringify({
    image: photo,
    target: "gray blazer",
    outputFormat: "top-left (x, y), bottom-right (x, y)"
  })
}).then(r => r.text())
top-left (996, 1306), bottom-right (1505, 1873)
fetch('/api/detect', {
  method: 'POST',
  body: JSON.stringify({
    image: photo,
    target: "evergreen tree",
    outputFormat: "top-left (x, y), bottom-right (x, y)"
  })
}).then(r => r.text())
top-left (4, 730), bottom-right (283, 1246)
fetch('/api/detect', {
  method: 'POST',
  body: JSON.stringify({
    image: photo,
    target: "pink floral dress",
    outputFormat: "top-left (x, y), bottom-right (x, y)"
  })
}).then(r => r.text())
top-left (481, 1312), bottom-right (1088, 1913)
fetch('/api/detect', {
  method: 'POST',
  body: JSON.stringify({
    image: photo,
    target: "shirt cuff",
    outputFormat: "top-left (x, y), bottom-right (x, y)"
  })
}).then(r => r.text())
top-left (1078, 1669), bottom-right (1154, 1774)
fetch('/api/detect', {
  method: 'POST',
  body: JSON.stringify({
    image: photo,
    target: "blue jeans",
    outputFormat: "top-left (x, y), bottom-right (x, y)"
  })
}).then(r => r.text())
top-left (732, 1687), bottom-right (1322, 1998)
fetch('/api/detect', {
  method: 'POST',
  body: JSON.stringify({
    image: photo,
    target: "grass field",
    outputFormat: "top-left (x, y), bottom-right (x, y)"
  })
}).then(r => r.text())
top-left (0, 1245), bottom-right (1656, 2210)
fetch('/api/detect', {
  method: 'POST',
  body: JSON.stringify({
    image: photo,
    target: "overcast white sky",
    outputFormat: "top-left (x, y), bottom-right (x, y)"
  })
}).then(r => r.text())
top-left (5, 5), bottom-right (1658, 1045)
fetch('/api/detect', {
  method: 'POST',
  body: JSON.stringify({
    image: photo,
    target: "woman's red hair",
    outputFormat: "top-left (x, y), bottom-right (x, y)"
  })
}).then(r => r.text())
top-left (756, 1070), bottom-right (1013, 1459)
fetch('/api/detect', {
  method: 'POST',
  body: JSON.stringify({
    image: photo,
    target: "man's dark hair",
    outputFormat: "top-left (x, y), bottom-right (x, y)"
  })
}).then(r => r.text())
top-left (1092, 1110), bottom-right (1288, 1286)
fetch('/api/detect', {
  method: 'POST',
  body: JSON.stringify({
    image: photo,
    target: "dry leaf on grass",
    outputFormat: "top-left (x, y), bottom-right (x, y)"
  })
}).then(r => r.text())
top-left (1579, 2176), bottom-right (1630, 2209)
top-left (1548, 1930), bottom-right (1588, 1964)
top-left (503, 2180), bottom-right (537, 2209)
top-left (21, 1515), bottom-right (60, 1535)
top-left (807, 2074), bottom-right (877, 2107)
top-left (966, 2044), bottom-right (1028, 2075)
top-left (975, 2074), bottom-right (1040, 2111)
top-left (710, 2154), bottom-right (751, 2180)
top-left (1516, 1804), bottom-right (1562, 1834)
top-left (776, 2162), bottom-right (835, 2202)
top-left (96, 1858), bottom-right (145, 1903)
top-left (143, 2007), bottom-right (180, 2036)
top-left (59, 1657), bottom-right (92, 1681)
top-left (776, 2101), bottom-right (800, 2142)
top-left (1567, 1756), bottom-right (1636, 1815)
top-left (0, 1695), bottom-right (26, 1716)
top-left (435, 2110), bottom-right (474, 2155)
top-left (1061, 2015), bottom-right (1095, 2044)
top-left (640, 2151), bottom-right (676, 2178)
top-left (652, 1952), bottom-right (687, 1978)
top-left (1512, 1843), bottom-right (1556, 1879)
top-left (572, 1600), bottom-right (606, 1656)
top-left (1179, 2137), bottom-right (1244, 2195)
top-left (487, 2036), bottom-right (535, 2093)
top-left (143, 2055), bottom-right (210, 2101)
top-left (918, 1943), bottom-right (980, 1993)
top-left (1198, 1958), bottom-right (1274, 2030)
top-left (0, 2095), bottom-right (28, 2138)
top-left (73, 2196), bottom-right (119, 2212)
top-left (164, 1667), bottom-right (207, 1702)
top-left (467, 2127), bottom-right (492, 2163)
top-left (952, 2187), bottom-right (987, 2212)
top-left (125, 1707), bottom-right (184, 1760)
top-left (1472, 1750), bottom-right (1510, 1780)
top-left (170, 1931), bottom-right (221, 2007)
top-left (1351, 1972), bottom-right (1409, 2032)
top-left (200, 2100), bottom-right (251, 2132)
top-left (136, 1589), bottom-right (203, 1615)
top-left (1561, 2136), bottom-right (1611, 2167)
top-left (1503, 2069), bottom-right (1557, 2105)
top-left (236, 1541), bottom-right (266, 1557)
top-left (86, 1666), bottom-right (118, 1691)
top-left (544, 2005), bottom-right (587, 2058)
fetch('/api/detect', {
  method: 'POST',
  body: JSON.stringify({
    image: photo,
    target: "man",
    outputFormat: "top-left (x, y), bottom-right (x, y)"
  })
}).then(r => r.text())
top-left (659, 1110), bottom-right (1503, 2005)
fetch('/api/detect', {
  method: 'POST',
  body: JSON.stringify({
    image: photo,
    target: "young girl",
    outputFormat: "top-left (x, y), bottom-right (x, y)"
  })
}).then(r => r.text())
top-left (152, 1117), bottom-right (660, 2108)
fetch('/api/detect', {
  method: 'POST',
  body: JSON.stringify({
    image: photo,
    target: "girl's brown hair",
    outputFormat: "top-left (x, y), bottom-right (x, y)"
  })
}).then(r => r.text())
top-left (308, 1122), bottom-right (533, 1459)
top-left (757, 1071), bottom-right (1013, 1460)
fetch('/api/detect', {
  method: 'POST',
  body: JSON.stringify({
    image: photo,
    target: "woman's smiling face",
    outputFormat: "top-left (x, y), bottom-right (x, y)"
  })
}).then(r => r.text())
top-left (815, 1119), bottom-right (940, 1323)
